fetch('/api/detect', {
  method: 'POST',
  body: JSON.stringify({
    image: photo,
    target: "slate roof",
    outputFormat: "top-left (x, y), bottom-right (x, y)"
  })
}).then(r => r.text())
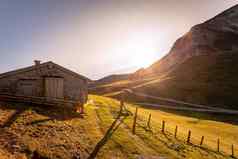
top-left (0, 61), bottom-right (89, 82)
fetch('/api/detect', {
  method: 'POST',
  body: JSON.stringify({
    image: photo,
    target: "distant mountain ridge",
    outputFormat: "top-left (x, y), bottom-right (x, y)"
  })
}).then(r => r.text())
top-left (89, 74), bottom-right (131, 87)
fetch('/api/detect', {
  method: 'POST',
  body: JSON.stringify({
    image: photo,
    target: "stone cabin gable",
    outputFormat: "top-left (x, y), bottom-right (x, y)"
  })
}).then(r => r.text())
top-left (0, 61), bottom-right (88, 108)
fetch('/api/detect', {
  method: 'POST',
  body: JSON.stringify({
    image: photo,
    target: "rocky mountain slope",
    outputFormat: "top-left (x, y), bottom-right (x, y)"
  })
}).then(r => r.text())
top-left (131, 53), bottom-right (238, 109)
top-left (92, 5), bottom-right (238, 109)
top-left (133, 4), bottom-right (238, 78)
top-left (129, 5), bottom-right (238, 108)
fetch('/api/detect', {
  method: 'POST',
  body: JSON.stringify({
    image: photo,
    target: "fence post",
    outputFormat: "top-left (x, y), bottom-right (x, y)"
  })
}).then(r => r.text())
top-left (132, 107), bottom-right (138, 134)
top-left (120, 92), bottom-right (125, 107)
top-left (231, 144), bottom-right (234, 157)
top-left (120, 99), bottom-right (124, 107)
top-left (162, 121), bottom-right (165, 133)
top-left (147, 114), bottom-right (152, 129)
top-left (187, 130), bottom-right (191, 144)
top-left (217, 139), bottom-right (220, 152)
top-left (200, 136), bottom-right (204, 146)
top-left (174, 126), bottom-right (178, 138)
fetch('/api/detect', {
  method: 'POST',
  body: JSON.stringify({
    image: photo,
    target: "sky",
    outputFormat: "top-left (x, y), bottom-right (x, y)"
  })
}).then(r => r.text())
top-left (0, 0), bottom-right (237, 79)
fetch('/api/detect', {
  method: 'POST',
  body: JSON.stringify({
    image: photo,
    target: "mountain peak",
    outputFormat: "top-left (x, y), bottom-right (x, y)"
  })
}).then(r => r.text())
top-left (132, 5), bottom-right (238, 78)
top-left (206, 4), bottom-right (238, 23)
top-left (203, 5), bottom-right (238, 33)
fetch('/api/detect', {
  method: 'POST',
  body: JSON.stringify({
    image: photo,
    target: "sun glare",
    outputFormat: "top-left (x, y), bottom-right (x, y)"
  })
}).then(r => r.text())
top-left (132, 52), bottom-right (155, 68)
top-left (125, 33), bottom-right (160, 68)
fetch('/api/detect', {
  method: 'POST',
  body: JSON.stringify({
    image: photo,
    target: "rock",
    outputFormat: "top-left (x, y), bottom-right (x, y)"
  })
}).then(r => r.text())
top-left (16, 154), bottom-right (28, 159)
top-left (169, 143), bottom-right (185, 152)
top-left (12, 144), bottom-right (21, 149)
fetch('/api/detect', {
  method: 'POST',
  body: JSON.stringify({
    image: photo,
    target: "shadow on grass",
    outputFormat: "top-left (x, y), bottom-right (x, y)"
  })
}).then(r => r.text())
top-left (1, 109), bottom-right (25, 128)
top-left (137, 122), bottom-right (230, 159)
top-left (0, 101), bottom-right (83, 128)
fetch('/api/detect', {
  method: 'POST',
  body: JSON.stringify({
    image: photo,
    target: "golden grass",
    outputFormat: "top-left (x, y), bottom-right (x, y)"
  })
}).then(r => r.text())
top-left (125, 103), bottom-right (238, 156)
top-left (89, 95), bottom-right (237, 159)
top-left (0, 96), bottom-right (237, 159)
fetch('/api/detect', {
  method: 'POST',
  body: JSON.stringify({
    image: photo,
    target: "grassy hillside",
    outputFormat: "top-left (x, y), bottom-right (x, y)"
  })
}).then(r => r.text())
top-left (129, 54), bottom-right (238, 109)
top-left (89, 74), bottom-right (131, 88)
top-left (91, 54), bottom-right (238, 110)
top-left (89, 75), bottom-right (168, 96)
top-left (0, 95), bottom-right (237, 159)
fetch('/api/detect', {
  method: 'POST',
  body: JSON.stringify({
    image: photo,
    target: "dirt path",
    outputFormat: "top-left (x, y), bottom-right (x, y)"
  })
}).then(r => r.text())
top-left (127, 91), bottom-right (238, 115)
top-left (135, 102), bottom-right (238, 115)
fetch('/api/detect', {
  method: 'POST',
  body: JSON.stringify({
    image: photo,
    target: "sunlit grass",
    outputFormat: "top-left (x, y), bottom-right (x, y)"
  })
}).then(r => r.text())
top-left (0, 96), bottom-right (237, 159)
top-left (125, 103), bottom-right (238, 155)
top-left (88, 95), bottom-right (237, 159)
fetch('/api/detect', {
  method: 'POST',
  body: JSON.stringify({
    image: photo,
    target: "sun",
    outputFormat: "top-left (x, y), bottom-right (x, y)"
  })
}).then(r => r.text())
top-left (125, 37), bottom-right (159, 68)
top-left (132, 52), bottom-right (155, 68)
top-left (103, 31), bottom-right (160, 71)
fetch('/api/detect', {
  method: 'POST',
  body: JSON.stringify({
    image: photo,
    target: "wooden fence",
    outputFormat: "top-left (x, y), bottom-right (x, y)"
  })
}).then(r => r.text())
top-left (130, 106), bottom-right (237, 158)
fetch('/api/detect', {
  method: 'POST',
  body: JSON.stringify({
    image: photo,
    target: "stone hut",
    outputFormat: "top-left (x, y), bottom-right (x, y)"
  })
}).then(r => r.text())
top-left (0, 60), bottom-right (88, 112)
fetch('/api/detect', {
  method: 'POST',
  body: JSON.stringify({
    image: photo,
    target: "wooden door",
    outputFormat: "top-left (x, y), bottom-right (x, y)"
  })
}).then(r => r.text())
top-left (45, 78), bottom-right (64, 99)
top-left (17, 79), bottom-right (37, 97)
